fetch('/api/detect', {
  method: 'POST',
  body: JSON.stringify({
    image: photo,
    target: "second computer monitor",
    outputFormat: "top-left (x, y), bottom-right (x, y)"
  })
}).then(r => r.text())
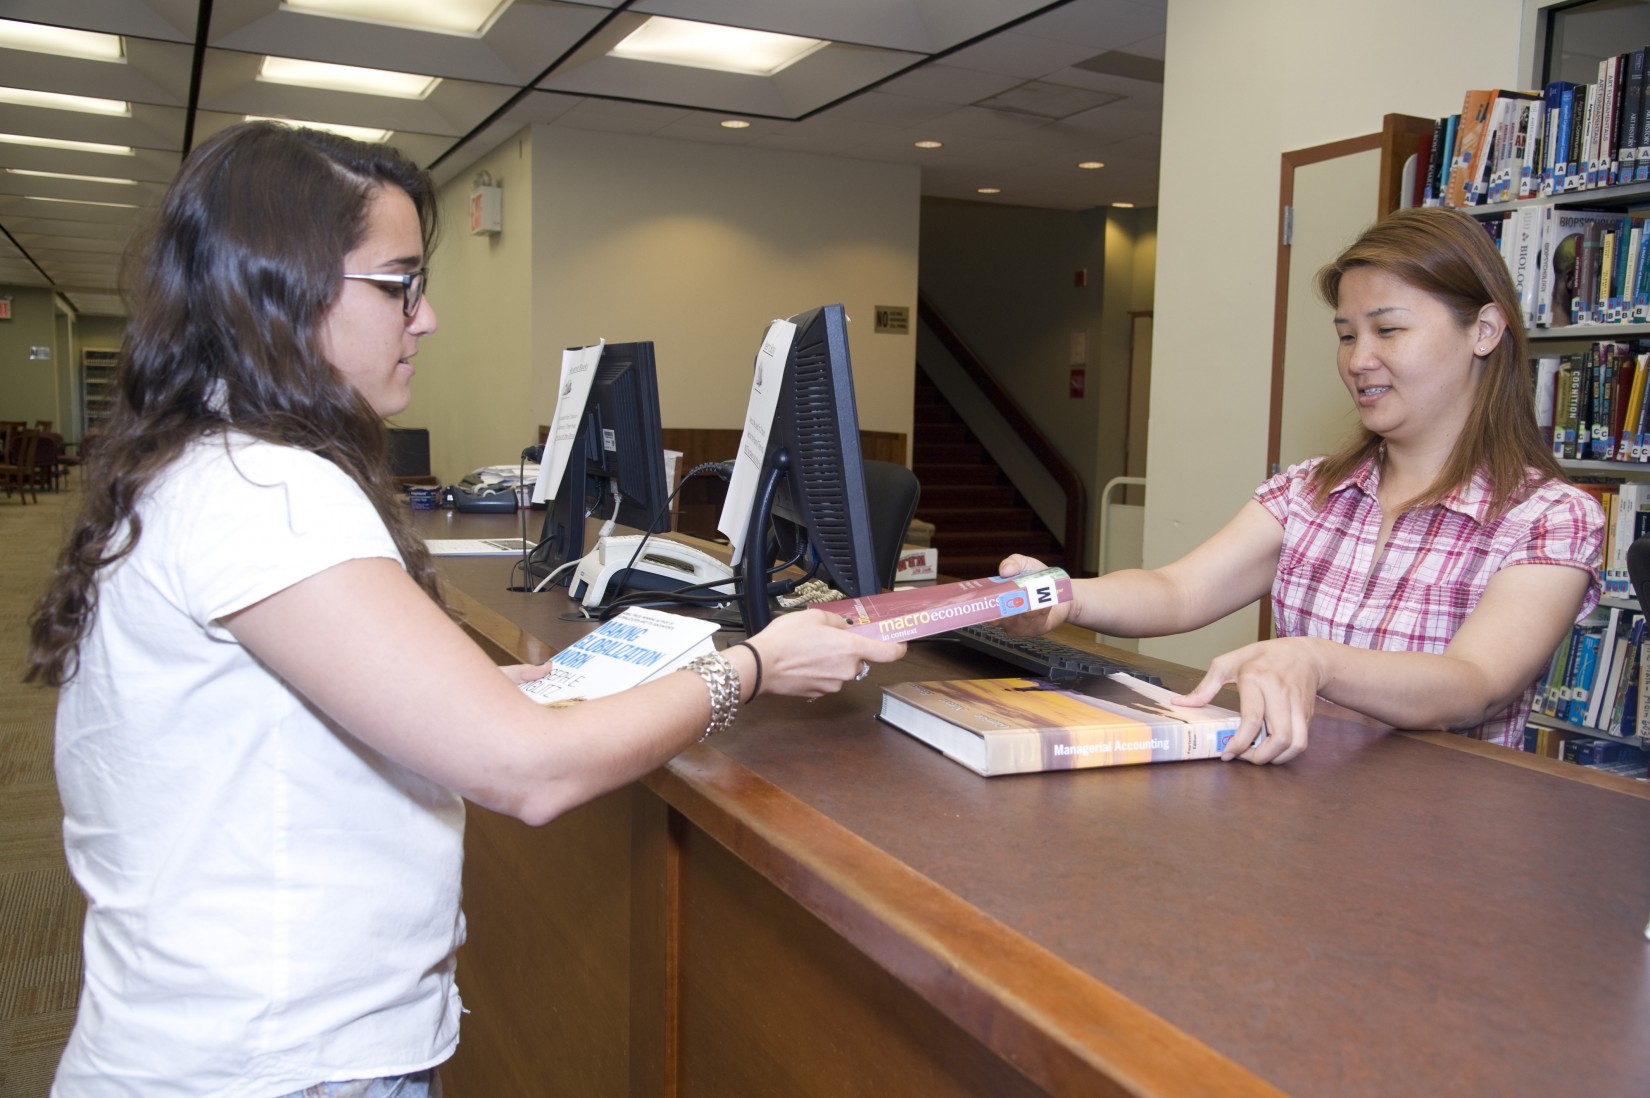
top-left (531, 341), bottom-right (669, 585)
top-left (738, 303), bottom-right (879, 633)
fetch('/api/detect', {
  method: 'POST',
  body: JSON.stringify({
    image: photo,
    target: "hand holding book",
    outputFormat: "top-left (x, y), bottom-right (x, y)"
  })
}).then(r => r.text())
top-left (991, 554), bottom-right (1079, 636)
top-left (1173, 636), bottom-right (1327, 765)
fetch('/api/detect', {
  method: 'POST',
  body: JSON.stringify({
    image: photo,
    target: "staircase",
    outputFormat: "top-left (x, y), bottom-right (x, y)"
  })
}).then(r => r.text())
top-left (911, 365), bottom-right (1066, 578)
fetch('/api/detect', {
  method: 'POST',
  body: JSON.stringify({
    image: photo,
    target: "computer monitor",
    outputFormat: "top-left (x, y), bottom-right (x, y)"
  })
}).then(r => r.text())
top-left (529, 341), bottom-right (670, 587)
top-left (737, 304), bottom-right (879, 633)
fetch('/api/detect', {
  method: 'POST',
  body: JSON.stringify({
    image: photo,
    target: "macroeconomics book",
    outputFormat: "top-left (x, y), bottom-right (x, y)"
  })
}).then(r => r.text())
top-left (813, 567), bottom-right (1073, 644)
top-left (879, 674), bottom-right (1255, 777)
top-left (518, 606), bottom-right (717, 705)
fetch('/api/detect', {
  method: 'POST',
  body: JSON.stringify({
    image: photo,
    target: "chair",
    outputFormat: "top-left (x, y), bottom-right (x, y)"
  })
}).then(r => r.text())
top-left (386, 426), bottom-right (437, 487)
top-left (57, 431), bottom-right (92, 483)
top-left (0, 428), bottom-right (42, 503)
top-left (30, 432), bottom-right (62, 492)
top-left (862, 459), bottom-right (922, 589)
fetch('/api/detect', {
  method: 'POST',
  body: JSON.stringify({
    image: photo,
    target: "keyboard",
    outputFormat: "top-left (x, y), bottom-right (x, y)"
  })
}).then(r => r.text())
top-left (951, 622), bottom-right (1163, 686)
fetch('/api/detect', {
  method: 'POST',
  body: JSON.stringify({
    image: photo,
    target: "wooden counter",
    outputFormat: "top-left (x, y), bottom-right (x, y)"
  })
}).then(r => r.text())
top-left (422, 510), bottom-right (1650, 1097)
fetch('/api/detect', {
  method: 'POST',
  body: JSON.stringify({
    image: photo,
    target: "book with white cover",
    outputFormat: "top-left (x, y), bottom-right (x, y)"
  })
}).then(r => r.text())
top-left (518, 606), bottom-right (718, 705)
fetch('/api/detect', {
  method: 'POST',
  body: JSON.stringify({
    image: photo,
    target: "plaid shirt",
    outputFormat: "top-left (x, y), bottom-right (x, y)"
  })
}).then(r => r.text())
top-left (1255, 455), bottom-right (1603, 747)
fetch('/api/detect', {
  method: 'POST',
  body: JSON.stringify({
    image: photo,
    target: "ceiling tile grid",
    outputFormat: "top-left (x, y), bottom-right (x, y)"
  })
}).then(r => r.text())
top-left (0, 0), bottom-right (1162, 315)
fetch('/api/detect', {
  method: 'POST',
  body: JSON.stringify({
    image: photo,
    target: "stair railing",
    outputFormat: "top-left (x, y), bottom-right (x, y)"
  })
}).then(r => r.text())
top-left (916, 295), bottom-right (1086, 573)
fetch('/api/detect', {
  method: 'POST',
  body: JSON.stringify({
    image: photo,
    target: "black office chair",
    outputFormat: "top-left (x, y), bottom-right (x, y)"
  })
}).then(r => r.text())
top-left (1630, 538), bottom-right (1650, 622)
top-left (863, 459), bottom-right (921, 589)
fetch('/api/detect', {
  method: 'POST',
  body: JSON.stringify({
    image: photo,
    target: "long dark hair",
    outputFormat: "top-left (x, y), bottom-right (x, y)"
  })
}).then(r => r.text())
top-left (28, 121), bottom-right (443, 686)
top-left (1312, 206), bottom-right (1563, 514)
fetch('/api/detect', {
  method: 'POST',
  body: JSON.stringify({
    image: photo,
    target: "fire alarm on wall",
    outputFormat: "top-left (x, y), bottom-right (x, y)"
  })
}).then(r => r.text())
top-left (469, 172), bottom-right (502, 235)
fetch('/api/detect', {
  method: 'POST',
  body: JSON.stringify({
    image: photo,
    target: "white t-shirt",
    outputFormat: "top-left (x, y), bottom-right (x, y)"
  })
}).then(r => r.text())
top-left (53, 434), bottom-right (465, 1097)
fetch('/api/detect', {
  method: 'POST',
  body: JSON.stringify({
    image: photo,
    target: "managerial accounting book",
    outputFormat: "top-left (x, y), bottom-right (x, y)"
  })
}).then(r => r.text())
top-left (879, 675), bottom-right (1257, 777)
top-left (813, 567), bottom-right (1073, 644)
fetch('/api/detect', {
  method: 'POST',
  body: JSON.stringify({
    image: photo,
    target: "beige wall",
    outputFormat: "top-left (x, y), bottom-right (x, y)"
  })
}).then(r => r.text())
top-left (534, 127), bottom-right (919, 438)
top-left (0, 287), bottom-right (66, 430)
top-left (400, 133), bottom-right (537, 483)
top-left (1145, 0), bottom-right (1523, 668)
top-left (404, 124), bottom-right (920, 482)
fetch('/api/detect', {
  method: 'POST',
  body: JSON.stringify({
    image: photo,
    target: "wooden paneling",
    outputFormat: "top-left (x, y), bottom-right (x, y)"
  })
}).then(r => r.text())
top-left (662, 428), bottom-right (907, 539)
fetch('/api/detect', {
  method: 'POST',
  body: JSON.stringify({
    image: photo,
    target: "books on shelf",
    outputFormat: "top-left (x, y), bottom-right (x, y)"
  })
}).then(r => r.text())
top-left (1424, 48), bottom-right (1650, 214)
top-left (517, 606), bottom-right (718, 705)
top-left (1539, 342), bottom-right (1650, 461)
top-left (878, 674), bottom-right (1254, 777)
top-left (813, 567), bottom-right (1073, 644)
top-left (1537, 606), bottom-right (1647, 741)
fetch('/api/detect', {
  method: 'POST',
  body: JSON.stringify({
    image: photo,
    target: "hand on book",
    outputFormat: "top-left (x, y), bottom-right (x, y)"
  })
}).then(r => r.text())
top-left (993, 554), bottom-right (1074, 635)
top-left (497, 658), bottom-right (557, 684)
top-left (748, 608), bottom-right (907, 698)
top-left (1173, 637), bottom-right (1329, 765)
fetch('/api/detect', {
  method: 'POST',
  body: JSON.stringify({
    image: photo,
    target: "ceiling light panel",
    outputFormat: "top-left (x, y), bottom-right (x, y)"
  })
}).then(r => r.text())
top-left (0, 87), bottom-right (130, 117)
top-left (28, 196), bottom-right (140, 209)
top-left (243, 115), bottom-right (392, 142)
top-left (609, 17), bottom-right (827, 77)
top-left (6, 169), bottom-right (138, 185)
top-left (0, 133), bottom-right (134, 155)
top-left (258, 57), bottom-right (440, 99)
top-left (0, 19), bottom-right (124, 62)
top-left (280, 0), bottom-right (511, 37)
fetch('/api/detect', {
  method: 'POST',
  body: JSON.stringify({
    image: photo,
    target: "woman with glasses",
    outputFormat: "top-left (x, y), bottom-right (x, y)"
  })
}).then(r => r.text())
top-left (26, 120), bottom-right (901, 1097)
top-left (1000, 206), bottom-right (1603, 765)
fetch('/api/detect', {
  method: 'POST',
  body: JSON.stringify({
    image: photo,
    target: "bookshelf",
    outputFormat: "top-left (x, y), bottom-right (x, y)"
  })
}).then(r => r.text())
top-left (81, 348), bottom-right (118, 436)
top-left (1445, 128), bottom-right (1650, 762)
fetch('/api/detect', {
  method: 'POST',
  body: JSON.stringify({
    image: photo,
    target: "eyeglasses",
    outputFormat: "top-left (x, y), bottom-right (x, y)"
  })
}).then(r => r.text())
top-left (341, 267), bottom-right (428, 317)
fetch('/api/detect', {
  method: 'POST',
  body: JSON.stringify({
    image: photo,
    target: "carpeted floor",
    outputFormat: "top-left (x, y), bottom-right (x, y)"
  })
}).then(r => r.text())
top-left (0, 482), bottom-right (85, 1097)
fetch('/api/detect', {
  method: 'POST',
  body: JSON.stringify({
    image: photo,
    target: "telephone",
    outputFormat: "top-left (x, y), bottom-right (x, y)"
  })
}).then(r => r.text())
top-left (570, 534), bottom-right (736, 608)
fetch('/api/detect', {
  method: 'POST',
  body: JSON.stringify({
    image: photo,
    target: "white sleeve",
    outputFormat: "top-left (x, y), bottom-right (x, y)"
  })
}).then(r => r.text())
top-left (141, 437), bottom-right (404, 640)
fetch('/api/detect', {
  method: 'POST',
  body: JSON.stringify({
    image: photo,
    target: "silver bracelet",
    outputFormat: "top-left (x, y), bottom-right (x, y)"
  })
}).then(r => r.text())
top-left (686, 653), bottom-right (741, 741)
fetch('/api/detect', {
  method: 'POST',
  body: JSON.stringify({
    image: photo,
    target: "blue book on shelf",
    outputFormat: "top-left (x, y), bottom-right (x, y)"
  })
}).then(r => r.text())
top-left (1567, 628), bottom-right (1602, 724)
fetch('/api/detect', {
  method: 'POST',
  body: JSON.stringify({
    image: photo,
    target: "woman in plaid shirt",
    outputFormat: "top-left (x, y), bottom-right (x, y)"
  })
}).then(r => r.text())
top-left (1003, 207), bottom-right (1603, 764)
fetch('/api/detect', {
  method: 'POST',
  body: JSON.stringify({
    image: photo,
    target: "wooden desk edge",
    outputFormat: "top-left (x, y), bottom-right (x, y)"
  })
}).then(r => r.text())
top-left (1402, 729), bottom-right (1650, 799)
top-left (649, 753), bottom-right (1282, 1098)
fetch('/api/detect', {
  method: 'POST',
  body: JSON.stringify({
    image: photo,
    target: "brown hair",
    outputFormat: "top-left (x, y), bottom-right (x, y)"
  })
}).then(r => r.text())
top-left (27, 121), bottom-right (444, 686)
top-left (1311, 205), bottom-right (1562, 513)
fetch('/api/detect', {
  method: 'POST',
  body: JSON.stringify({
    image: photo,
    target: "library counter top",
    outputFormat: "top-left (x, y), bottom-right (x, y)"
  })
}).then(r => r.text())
top-left (421, 513), bottom-right (1650, 1097)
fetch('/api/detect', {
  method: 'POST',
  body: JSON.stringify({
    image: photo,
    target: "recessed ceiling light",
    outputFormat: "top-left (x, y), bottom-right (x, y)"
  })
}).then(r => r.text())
top-left (258, 57), bottom-right (440, 99)
top-left (29, 195), bottom-right (140, 209)
top-left (244, 116), bottom-right (392, 143)
top-left (0, 19), bottom-right (124, 61)
top-left (0, 86), bottom-right (130, 117)
top-left (280, 0), bottom-right (509, 36)
top-left (1077, 161), bottom-right (1104, 170)
top-left (610, 16), bottom-right (827, 76)
top-left (720, 119), bottom-right (751, 129)
top-left (976, 187), bottom-right (1002, 195)
top-left (1112, 201), bottom-right (1135, 208)
top-left (0, 132), bottom-right (133, 155)
top-left (7, 168), bottom-right (138, 185)
top-left (914, 140), bottom-right (943, 150)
